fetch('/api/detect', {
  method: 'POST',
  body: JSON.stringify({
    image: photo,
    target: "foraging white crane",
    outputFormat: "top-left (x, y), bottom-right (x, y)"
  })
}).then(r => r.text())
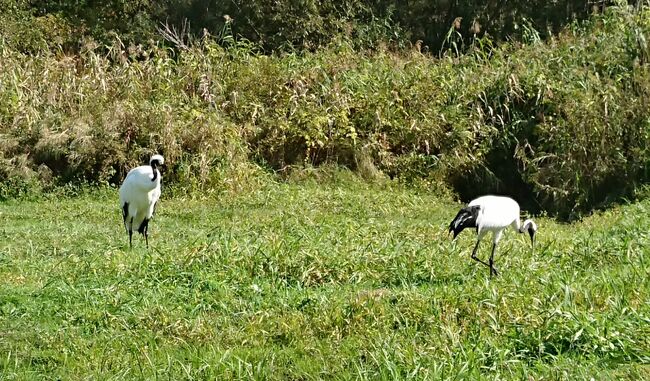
top-left (448, 195), bottom-right (537, 277)
top-left (119, 154), bottom-right (164, 248)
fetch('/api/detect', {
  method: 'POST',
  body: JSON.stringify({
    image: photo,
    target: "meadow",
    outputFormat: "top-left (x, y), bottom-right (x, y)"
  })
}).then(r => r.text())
top-left (1, 2), bottom-right (650, 379)
top-left (0, 178), bottom-right (648, 379)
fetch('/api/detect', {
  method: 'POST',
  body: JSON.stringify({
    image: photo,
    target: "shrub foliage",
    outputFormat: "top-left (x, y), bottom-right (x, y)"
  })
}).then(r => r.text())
top-left (4, 0), bottom-right (595, 53)
top-left (0, 6), bottom-right (649, 218)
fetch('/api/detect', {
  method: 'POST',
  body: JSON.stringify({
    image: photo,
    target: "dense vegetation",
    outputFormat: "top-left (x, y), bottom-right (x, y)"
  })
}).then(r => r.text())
top-left (2, 0), bottom-right (597, 53)
top-left (1, 5), bottom-right (649, 218)
top-left (1, 182), bottom-right (648, 379)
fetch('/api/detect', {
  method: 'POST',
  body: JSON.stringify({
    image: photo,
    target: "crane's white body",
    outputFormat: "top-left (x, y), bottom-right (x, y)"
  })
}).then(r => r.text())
top-left (468, 195), bottom-right (530, 244)
top-left (119, 154), bottom-right (164, 247)
top-left (119, 166), bottom-right (161, 230)
top-left (449, 195), bottom-right (537, 277)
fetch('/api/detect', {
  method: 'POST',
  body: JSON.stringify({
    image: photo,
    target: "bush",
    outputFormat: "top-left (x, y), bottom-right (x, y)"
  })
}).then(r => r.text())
top-left (0, 6), bottom-right (649, 218)
top-left (449, 6), bottom-right (650, 218)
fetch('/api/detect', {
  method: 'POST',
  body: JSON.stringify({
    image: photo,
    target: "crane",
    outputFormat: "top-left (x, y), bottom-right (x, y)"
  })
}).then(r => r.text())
top-left (119, 154), bottom-right (164, 248)
top-left (448, 195), bottom-right (537, 277)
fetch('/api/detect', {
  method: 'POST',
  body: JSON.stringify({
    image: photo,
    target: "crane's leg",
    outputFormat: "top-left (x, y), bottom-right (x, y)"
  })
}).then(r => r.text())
top-left (470, 239), bottom-right (491, 269)
top-left (128, 217), bottom-right (133, 248)
top-left (144, 223), bottom-right (149, 249)
top-left (489, 242), bottom-right (499, 277)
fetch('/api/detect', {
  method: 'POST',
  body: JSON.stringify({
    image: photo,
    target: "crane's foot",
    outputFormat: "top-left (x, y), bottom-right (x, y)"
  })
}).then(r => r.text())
top-left (471, 253), bottom-right (490, 268)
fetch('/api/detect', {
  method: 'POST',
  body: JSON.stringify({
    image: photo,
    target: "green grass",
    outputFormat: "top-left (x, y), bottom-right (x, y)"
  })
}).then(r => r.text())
top-left (0, 180), bottom-right (649, 379)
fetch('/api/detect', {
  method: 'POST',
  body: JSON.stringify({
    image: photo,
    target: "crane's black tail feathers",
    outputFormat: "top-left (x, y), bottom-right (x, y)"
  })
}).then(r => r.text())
top-left (137, 218), bottom-right (149, 235)
top-left (448, 205), bottom-right (480, 239)
top-left (122, 202), bottom-right (130, 234)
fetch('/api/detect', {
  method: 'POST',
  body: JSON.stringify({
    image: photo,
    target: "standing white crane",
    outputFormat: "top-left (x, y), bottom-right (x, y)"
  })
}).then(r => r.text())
top-left (119, 154), bottom-right (164, 248)
top-left (448, 195), bottom-right (537, 277)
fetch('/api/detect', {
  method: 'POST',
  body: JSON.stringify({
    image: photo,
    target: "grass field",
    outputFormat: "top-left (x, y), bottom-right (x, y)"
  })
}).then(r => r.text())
top-left (0, 180), bottom-right (649, 380)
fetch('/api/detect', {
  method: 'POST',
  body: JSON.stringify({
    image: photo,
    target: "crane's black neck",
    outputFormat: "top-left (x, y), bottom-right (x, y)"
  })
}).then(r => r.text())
top-left (150, 160), bottom-right (159, 182)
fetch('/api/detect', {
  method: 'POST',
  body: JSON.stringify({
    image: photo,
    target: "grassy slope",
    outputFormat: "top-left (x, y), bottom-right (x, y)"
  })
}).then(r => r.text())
top-left (0, 181), bottom-right (648, 380)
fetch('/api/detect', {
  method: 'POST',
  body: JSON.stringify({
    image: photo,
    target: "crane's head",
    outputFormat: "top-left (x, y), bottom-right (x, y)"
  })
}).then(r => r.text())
top-left (448, 205), bottom-right (480, 239)
top-left (150, 154), bottom-right (165, 168)
top-left (523, 219), bottom-right (537, 247)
